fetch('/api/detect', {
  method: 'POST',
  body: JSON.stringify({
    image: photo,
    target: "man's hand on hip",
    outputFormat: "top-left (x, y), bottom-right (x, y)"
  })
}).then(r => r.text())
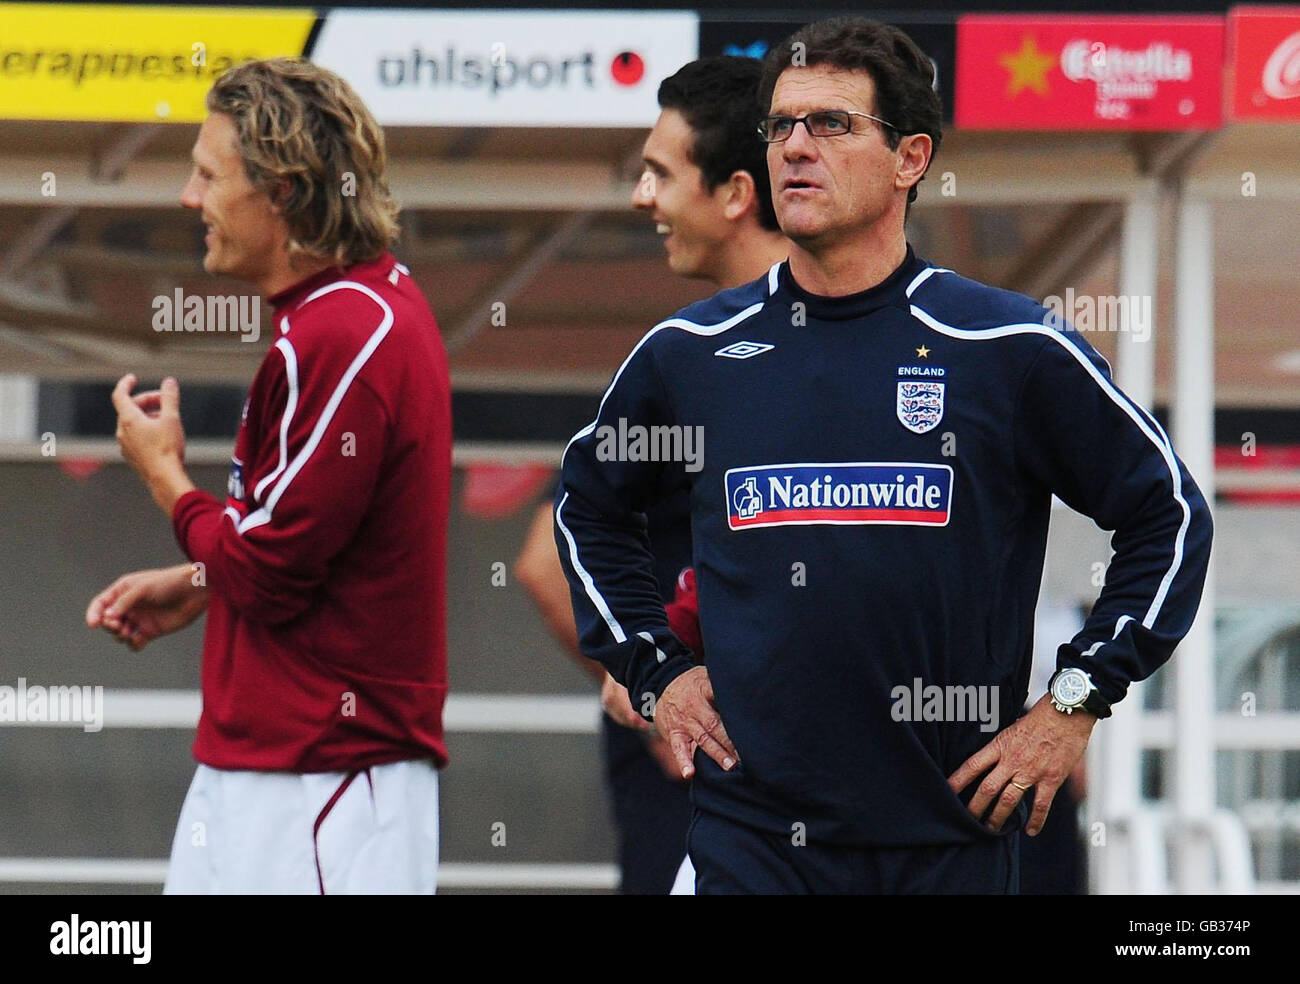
top-left (947, 693), bottom-right (1096, 836)
top-left (654, 666), bottom-right (739, 780)
top-left (601, 673), bottom-right (690, 783)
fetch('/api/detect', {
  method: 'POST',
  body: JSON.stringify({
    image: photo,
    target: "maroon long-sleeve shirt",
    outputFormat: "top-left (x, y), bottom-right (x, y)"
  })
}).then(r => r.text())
top-left (173, 252), bottom-right (451, 772)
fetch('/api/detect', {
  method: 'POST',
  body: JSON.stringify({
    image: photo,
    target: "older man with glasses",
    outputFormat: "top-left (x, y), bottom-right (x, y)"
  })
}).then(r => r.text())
top-left (555, 17), bottom-right (1212, 894)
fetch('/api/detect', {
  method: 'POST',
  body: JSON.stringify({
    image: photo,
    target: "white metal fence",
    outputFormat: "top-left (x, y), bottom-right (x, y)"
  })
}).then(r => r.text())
top-left (0, 692), bottom-right (617, 891)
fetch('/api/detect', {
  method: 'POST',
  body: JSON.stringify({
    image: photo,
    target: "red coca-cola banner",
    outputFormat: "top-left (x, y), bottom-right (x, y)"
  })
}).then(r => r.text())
top-left (956, 15), bottom-right (1224, 130)
top-left (1227, 6), bottom-right (1300, 120)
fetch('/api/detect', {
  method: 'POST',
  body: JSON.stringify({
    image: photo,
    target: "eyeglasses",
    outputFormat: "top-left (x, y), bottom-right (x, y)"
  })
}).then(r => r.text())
top-left (757, 110), bottom-right (897, 143)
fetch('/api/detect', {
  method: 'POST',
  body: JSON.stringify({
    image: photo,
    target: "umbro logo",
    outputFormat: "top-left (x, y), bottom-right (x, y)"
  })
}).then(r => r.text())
top-left (715, 341), bottom-right (774, 360)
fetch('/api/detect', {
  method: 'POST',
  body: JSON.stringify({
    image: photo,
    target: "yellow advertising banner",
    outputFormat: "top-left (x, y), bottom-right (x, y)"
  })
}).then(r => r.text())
top-left (0, 4), bottom-right (317, 122)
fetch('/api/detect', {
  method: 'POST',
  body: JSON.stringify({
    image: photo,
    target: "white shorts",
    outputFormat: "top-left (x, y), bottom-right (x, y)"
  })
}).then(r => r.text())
top-left (670, 854), bottom-right (695, 895)
top-left (163, 759), bottom-right (439, 894)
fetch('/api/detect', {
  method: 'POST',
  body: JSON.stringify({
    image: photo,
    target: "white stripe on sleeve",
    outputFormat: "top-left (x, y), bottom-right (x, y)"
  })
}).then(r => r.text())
top-left (237, 282), bottom-right (393, 535)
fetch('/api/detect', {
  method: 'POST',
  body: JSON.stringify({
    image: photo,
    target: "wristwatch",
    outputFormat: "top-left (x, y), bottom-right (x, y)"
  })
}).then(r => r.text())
top-left (1048, 667), bottom-right (1112, 718)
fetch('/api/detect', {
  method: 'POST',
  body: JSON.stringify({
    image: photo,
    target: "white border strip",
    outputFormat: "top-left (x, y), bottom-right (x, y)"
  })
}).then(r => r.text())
top-left (0, 859), bottom-right (618, 889)
top-left (0, 690), bottom-right (601, 733)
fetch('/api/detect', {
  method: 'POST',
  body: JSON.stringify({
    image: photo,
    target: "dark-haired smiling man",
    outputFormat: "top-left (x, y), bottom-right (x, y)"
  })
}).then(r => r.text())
top-left (632, 57), bottom-right (788, 286)
top-left (518, 55), bottom-right (788, 894)
top-left (556, 18), bottom-right (1212, 893)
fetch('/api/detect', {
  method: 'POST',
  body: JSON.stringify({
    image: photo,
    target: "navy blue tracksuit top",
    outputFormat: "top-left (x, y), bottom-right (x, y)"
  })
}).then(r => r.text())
top-left (555, 246), bottom-right (1212, 847)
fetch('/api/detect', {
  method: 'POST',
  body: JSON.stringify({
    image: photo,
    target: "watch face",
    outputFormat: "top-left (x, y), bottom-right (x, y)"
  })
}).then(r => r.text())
top-left (1052, 668), bottom-right (1090, 707)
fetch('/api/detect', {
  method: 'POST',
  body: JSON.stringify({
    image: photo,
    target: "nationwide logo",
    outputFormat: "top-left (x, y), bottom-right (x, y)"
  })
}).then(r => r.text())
top-left (725, 462), bottom-right (953, 530)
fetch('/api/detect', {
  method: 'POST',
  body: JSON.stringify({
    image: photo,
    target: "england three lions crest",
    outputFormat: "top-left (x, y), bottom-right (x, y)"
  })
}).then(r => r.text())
top-left (896, 380), bottom-right (944, 434)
